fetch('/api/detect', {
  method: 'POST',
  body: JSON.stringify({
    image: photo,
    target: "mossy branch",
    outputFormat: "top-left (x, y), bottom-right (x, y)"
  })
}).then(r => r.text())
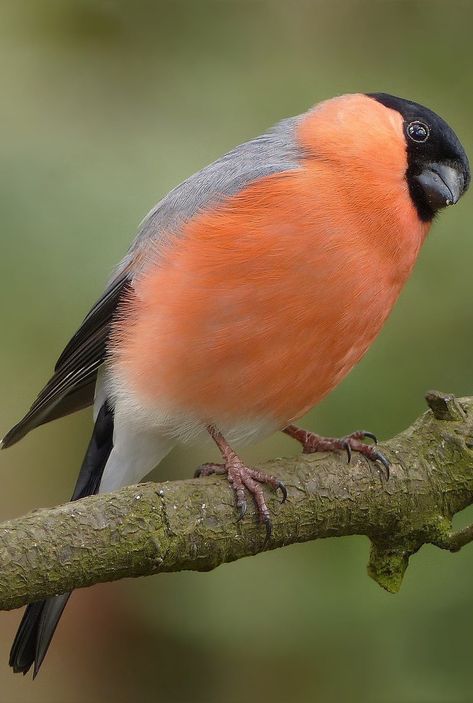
top-left (1, 390), bottom-right (473, 611)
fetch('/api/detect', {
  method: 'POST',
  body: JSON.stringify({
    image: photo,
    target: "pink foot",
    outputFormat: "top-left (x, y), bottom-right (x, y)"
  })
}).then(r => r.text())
top-left (283, 425), bottom-right (390, 480)
top-left (195, 431), bottom-right (287, 541)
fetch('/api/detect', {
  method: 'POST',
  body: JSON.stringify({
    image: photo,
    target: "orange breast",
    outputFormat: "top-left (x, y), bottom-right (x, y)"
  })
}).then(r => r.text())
top-left (110, 159), bottom-right (429, 430)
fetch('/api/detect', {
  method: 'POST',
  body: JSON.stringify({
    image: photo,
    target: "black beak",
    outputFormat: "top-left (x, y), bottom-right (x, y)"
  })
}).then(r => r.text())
top-left (414, 163), bottom-right (464, 210)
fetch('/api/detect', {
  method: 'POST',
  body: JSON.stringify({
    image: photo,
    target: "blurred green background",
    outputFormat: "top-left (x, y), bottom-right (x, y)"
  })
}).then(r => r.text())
top-left (1, 1), bottom-right (473, 701)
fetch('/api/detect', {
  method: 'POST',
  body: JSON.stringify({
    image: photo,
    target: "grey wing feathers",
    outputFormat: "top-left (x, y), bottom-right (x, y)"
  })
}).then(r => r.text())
top-left (1, 275), bottom-right (131, 448)
top-left (2, 115), bottom-right (304, 448)
top-left (113, 116), bottom-right (303, 280)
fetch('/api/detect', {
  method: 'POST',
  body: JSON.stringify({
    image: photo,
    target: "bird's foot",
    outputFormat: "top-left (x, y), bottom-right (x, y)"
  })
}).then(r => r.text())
top-left (283, 424), bottom-right (390, 480)
top-left (195, 432), bottom-right (287, 541)
top-left (194, 462), bottom-right (226, 478)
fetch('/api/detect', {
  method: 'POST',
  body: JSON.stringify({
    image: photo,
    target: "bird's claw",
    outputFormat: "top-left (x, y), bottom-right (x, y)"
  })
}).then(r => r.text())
top-left (277, 480), bottom-right (288, 503)
top-left (195, 453), bottom-right (285, 541)
top-left (343, 432), bottom-right (391, 480)
top-left (342, 430), bottom-right (377, 464)
top-left (284, 424), bottom-right (390, 481)
top-left (262, 514), bottom-right (273, 546)
top-left (237, 501), bottom-right (247, 521)
top-left (342, 439), bottom-right (353, 464)
top-left (373, 450), bottom-right (390, 481)
top-left (194, 462), bottom-right (225, 478)
top-left (363, 431), bottom-right (378, 444)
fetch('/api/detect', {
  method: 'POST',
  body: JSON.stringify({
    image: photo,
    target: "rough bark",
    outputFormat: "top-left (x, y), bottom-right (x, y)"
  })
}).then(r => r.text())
top-left (1, 390), bottom-right (473, 611)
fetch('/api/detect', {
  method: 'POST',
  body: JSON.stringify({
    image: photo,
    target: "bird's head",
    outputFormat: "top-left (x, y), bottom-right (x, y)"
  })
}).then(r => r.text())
top-left (299, 92), bottom-right (470, 223)
top-left (367, 92), bottom-right (470, 221)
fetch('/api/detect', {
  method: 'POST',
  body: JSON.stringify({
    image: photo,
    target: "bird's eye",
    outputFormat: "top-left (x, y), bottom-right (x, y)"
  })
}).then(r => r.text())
top-left (407, 121), bottom-right (430, 143)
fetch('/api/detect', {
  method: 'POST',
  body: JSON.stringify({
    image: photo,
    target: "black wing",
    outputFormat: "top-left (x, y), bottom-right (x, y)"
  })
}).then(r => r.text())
top-left (1, 275), bottom-right (131, 448)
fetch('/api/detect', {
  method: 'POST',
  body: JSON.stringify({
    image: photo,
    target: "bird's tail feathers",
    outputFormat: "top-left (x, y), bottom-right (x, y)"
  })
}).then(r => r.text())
top-left (9, 402), bottom-right (114, 677)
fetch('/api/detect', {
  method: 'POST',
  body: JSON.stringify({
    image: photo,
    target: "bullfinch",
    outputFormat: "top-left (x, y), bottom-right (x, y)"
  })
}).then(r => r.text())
top-left (2, 93), bottom-right (469, 676)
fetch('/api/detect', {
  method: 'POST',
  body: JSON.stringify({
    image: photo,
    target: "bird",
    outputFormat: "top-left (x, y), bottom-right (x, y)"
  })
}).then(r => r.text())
top-left (2, 92), bottom-right (469, 676)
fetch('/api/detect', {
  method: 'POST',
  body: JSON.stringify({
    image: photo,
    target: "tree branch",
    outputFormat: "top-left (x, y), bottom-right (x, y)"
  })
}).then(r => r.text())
top-left (1, 390), bottom-right (473, 611)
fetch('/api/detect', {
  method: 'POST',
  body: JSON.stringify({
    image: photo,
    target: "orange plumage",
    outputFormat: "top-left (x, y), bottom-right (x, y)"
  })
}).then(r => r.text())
top-left (110, 95), bottom-right (429, 429)
top-left (4, 92), bottom-right (469, 676)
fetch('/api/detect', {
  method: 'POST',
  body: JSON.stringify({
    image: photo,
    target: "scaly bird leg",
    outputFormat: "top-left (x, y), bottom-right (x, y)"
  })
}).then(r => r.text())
top-left (194, 426), bottom-right (287, 541)
top-left (283, 424), bottom-right (390, 480)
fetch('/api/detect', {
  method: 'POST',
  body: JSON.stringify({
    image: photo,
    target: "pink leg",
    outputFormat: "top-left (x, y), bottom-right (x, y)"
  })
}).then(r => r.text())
top-left (194, 427), bottom-right (287, 541)
top-left (283, 425), bottom-right (390, 480)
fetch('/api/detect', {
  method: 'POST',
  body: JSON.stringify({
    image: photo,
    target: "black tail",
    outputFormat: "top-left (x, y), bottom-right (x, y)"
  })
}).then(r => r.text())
top-left (9, 403), bottom-right (114, 677)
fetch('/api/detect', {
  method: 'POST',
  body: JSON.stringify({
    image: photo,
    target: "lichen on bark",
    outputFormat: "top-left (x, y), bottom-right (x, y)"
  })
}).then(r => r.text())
top-left (0, 390), bottom-right (473, 611)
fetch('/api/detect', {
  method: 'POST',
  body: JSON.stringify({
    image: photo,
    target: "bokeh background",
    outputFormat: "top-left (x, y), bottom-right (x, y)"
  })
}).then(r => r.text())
top-left (1, 1), bottom-right (473, 701)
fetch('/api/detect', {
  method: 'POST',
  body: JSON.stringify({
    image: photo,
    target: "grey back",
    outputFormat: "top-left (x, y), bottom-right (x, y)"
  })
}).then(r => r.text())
top-left (112, 115), bottom-right (305, 282)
